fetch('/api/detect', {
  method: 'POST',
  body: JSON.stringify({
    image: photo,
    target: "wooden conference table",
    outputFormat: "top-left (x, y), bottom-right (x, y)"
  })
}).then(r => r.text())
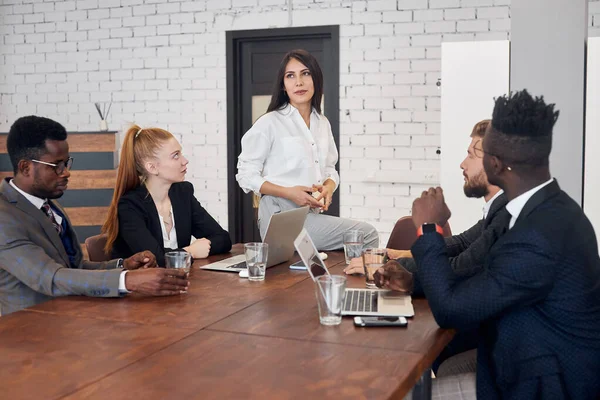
top-left (0, 245), bottom-right (454, 400)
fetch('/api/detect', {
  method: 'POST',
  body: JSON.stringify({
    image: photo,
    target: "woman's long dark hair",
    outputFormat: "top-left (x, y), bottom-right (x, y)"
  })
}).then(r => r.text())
top-left (266, 49), bottom-right (324, 114)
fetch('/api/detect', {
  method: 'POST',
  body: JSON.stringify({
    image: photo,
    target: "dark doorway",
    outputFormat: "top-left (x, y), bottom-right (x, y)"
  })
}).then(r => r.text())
top-left (226, 26), bottom-right (340, 244)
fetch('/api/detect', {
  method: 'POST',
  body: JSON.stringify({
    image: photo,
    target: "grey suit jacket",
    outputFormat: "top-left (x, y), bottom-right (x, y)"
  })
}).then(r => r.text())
top-left (0, 179), bottom-right (122, 315)
top-left (400, 193), bottom-right (510, 295)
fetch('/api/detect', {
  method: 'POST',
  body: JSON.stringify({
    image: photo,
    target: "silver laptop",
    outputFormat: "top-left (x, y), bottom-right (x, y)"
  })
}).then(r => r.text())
top-left (200, 206), bottom-right (309, 272)
top-left (294, 228), bottom-right (414, 317)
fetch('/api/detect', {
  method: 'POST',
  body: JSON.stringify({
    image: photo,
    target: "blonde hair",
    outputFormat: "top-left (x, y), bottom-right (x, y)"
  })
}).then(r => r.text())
top-left (102, 125), bottom-right (174, 254)
top-left (471, 119), bottom-right (491, 138)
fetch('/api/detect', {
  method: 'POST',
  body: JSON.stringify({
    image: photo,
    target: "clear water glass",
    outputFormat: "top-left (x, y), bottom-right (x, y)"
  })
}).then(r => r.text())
top-left (362, 248), bottom-right (386, 289)
top-left (343, 230), bottom-right (364, 264)
top-left (244, 243), bottom-right (268, 281)
top-left (314, 275), bottom-right (347, 326)
top-left (165, 251), bottom-right (192, 274)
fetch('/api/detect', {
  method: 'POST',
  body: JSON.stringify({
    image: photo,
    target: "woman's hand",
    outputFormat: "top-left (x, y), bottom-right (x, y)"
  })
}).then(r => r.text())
top-left (313, 180), bottom-right (335, 211)
top-left (184, 238), bottom-right (211, 259)
top-left (284, 186), bottom-right (323, 208)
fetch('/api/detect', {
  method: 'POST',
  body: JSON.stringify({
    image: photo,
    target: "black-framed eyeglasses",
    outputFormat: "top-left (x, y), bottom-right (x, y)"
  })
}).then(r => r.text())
top-left (472, 139), bottom-right (493, 159)
top-left (473, 143), bottom-right (484, 158)
top-left (31, 157), bottom-right (74, 175)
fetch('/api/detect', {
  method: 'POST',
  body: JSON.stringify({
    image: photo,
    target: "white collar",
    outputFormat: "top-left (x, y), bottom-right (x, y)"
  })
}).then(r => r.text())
top-left (9, 179), bottom-right (47, 210)
top-left (506, 178), bottom-right (554, 228)
top-left (482, 189), bottom-right (504, 219)
top-left (280, 103), bottom-right (321, 120)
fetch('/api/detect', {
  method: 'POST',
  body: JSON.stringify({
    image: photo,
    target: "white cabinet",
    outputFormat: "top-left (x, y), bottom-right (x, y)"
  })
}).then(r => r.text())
top-left (584, 37), bottom-right (600, 248)
top-left (440, 41), bottom-right (510, 233)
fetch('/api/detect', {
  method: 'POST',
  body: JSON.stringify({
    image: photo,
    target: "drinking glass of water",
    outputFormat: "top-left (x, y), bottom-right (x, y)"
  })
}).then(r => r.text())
top-left (244, 243), bottom-right (268, 281)
top-left (314, 275), bottom-right (347, 326)
top-left (362, 248), bottom-right (386, 289)
top-left (343, 230), bottom-right (364, 265)
top-left (165, 251), bottom-right (192, 274)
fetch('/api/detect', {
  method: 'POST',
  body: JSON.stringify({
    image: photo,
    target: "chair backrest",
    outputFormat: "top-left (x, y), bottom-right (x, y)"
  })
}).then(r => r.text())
top-left (386, 216), bottom-right (452, 250)
top-left (84, 234), bottom-right (110, 262)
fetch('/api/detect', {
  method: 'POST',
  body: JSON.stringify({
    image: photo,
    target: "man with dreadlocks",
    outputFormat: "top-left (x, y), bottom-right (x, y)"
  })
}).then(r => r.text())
top-left (379, 90), bottom-right (600, 399)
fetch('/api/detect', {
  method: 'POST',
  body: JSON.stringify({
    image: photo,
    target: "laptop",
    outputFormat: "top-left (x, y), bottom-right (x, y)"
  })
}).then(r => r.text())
top-left (200, 206), bottom-right (309, 272)
top-left (294, 228), bottom-right (414, 317)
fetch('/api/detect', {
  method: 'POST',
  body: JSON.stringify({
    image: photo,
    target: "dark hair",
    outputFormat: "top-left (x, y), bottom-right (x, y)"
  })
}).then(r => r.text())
top-left (470, 119), bottom-right (491, 138)
top-left (267, 49), bottom-right (324, 114)
top-left (6, 116), bottom-right (68, 174)
top-left (487, 90), bottom-right (559, 168)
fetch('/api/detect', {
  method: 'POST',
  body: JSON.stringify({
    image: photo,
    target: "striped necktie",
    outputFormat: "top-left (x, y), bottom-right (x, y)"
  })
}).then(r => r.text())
top-left (41, 201), bottom-right (62, 234)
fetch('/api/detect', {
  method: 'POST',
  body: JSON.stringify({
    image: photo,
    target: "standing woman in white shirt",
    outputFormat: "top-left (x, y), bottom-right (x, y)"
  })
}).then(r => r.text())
top-left (236, 49), bottom-right (379, 250)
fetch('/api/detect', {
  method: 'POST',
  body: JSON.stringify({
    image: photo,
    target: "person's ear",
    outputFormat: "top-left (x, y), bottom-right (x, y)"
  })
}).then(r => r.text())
top-left (145, 161), bottom-right (158, 177)
top-left (489, 155), bottom-right (506, 176)
top-left (17, 159), bottom-right (32, 178)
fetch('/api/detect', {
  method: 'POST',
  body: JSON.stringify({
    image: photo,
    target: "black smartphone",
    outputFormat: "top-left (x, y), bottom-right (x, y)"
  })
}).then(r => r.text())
top-left (353, 316), bottom-right (408, 327)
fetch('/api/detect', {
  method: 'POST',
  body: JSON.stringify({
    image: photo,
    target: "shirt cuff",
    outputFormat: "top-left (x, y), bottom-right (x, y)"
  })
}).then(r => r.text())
top-left (119, 271), bottom-right (131, 294)
top-left (324, 174), bottom-right (339, 191)
top-left (248, 176), bottom-right (267, 195)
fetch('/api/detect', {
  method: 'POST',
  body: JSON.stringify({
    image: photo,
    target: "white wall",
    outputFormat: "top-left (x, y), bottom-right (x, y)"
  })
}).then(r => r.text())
top-left (584, 37), bottom-right (600, 248)
top-left (440, 40), bottom-right (509, 234)
top-left (0, 0), bottom-right (598, 244)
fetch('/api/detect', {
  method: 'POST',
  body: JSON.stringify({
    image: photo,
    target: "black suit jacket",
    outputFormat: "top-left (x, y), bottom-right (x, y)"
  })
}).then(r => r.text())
top-left (111, 182), bottom-right (232, 267)
top-left (400, 193), bottom-right (509, 294)
top-left (412, 180), bottom-right (600, 399)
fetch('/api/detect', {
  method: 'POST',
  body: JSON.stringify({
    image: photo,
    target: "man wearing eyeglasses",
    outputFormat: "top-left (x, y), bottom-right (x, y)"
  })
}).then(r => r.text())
top-left (365, 120), bottom-right (511, 389)
top-left (0, 116), bottom-right (190, 315)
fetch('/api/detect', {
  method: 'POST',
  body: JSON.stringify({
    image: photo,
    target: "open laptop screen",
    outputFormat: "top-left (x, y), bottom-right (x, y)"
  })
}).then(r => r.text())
top-left (294, 229), bottom-right (330, 280)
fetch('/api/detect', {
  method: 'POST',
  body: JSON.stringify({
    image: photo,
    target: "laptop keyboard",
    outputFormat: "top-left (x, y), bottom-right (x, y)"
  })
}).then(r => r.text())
top-left (226, 261), bottom-right (246, 270)
top-left (343, 290), bottom-right (378, 313)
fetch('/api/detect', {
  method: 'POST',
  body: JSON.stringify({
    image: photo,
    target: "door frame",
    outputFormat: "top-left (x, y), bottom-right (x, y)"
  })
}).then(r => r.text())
top-left (226, 26), bottom-right (340, 244)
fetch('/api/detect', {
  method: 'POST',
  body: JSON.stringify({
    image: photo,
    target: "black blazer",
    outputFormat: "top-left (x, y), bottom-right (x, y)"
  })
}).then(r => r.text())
top-left (412, 180), bottom-right (600, 399)
top-left (111, 182), bottom-right (232, 266)
top-left (400, 193), bottom-right (509, 294)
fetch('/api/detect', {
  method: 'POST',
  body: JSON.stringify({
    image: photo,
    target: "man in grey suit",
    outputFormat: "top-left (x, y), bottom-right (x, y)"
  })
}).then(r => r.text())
top-left (0, 116), bottom-right (190, 316)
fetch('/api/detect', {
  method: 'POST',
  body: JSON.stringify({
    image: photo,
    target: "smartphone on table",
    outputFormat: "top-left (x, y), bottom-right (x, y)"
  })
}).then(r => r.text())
top-left (353, 316), bottom-right (408, 327)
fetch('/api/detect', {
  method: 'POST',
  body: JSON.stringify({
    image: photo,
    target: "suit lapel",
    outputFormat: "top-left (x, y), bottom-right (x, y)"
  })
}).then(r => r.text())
top-left (1, 180), bottom-right (71, 266)
top-left (140, 185), bottom-right (164, 245)
top-left (170, 185), bottom-right (190, 248)
top-left (513, 179), bottom-right (561, 228)
top-left (483, 193), bottom-right (508, 229)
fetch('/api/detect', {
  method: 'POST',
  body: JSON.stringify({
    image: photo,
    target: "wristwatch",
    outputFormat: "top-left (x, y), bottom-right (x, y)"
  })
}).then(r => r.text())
top-left (416, 223), bottom-right (444, 237)
top-left (117, 258), bottom-right (124, 269)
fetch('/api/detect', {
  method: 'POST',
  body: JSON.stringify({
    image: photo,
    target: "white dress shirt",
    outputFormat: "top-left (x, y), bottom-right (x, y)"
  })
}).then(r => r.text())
top-left (236, 104), bottom-right (340, 195)
top-left (10, 179), bottom-right (63, 225)
top-left (159, 205), bottom-right (178, 249)
top-left (482, 189), bottom-right (504, 219)
top-left (506, 178), bottom-right (554, 229)
top-left (9, 179), bottom-right (128, 292)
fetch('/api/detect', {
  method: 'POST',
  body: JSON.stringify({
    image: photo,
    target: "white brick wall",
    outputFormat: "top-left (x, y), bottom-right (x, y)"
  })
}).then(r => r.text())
top-left (0, 0), bottom-right (598, 245)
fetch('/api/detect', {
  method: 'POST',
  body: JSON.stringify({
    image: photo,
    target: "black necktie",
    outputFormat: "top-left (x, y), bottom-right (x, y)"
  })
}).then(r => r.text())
top-left (41, 202), bottom-right (62, 234)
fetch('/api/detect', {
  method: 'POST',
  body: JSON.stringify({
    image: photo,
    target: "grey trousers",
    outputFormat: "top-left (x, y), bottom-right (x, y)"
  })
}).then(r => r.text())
top-left (436, 350), bottom-right (478, 378)
top-left (258, 195), bottom-right (380, 251)
top-left (432, 373), bottom-right (476, 400)
top-left (404, 373), bottom-right (476, 400)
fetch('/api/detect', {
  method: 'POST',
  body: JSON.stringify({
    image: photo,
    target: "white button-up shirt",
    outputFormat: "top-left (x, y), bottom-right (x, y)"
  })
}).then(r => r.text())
top-left (482, 189), bottom-right (504, 219)
top-left (236, 104), bottom-right (340, 195)
top-left (159, 204), bottom-right (178, 249)
top-left (506, 178), bottom-right (554, 229)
